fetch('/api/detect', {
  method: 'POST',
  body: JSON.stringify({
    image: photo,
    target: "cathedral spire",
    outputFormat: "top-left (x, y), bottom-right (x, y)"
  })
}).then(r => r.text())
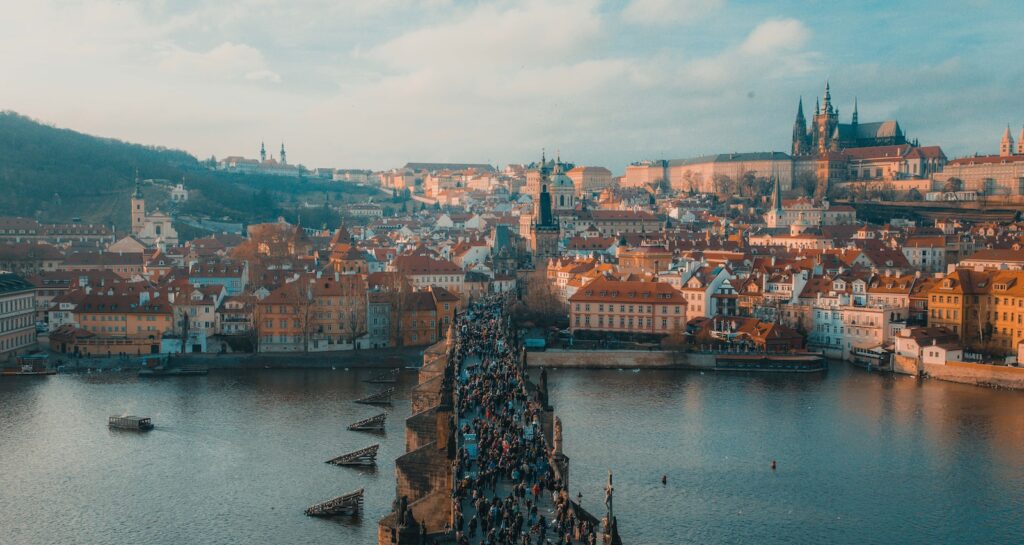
top-left (823, 80), bottom-right (832, 113)
top-left (1001, 125), bottom-right (1014, 157)
top-left (815, 97), bottom-right (820, 115)
top-left (796, 97), bottom-right (805, 121)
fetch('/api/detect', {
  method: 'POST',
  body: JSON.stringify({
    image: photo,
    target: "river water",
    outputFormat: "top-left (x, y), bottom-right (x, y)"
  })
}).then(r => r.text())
top-left (1, 364), bottom-right (1022, 544)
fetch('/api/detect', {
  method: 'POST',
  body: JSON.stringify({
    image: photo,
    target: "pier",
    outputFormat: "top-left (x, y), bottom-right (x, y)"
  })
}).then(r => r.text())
top-left (377, 294), bottom-right (623, 544)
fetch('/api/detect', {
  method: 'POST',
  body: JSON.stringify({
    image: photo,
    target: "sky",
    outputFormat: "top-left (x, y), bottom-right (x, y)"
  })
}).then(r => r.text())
top-left (1, 0), bottom-right (1022, 174)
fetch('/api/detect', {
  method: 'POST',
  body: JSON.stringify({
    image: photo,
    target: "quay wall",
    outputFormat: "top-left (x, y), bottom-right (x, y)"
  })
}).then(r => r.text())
top-left (527, 349), bottom-right (715, 369)
top-left (925, 361), bottom-right (1024, 390)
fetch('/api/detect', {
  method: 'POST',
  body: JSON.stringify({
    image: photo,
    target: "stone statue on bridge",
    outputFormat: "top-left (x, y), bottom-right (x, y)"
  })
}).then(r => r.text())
top-left (553, 415), bottom-right (563, 455)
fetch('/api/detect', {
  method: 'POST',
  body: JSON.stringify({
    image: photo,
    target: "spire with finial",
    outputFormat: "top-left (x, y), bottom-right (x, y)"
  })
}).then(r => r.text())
top-left (133, 169), bottom-right (143, 199)
top-left (815, 97), bottom-right (820, 115)
top-left (852, 97), bottom-right (858, 125)
top-left (823, 80), bottom-right (832, 113)
top-left (279, 142), bottom-right (287, 165)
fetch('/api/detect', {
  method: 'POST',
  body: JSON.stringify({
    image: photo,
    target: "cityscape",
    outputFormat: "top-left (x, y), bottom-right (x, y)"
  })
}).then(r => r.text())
top-left (2, 2), bottom-right (1024, 545)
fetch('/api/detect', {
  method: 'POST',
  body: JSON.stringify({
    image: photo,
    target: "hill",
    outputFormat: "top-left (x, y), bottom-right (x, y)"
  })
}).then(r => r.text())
top-left (0, 111), bottom-right (377, 231)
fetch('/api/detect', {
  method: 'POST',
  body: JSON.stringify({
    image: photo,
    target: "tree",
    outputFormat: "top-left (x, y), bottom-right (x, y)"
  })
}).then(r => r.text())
top-left (514, 270), bottom-right (568, 329)
top-left (906, 188), bottom-right (923, 201)
top-left (943, 177), bottom-right (964, 193)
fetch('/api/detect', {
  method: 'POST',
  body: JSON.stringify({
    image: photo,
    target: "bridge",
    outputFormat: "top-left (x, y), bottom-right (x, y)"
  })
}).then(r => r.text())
top-left (378, 294), bottom-right (623, 544)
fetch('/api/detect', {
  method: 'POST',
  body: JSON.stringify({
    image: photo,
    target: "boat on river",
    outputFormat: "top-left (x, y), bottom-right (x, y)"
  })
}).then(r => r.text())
top-left (108, 415), bottom-right (154, 431)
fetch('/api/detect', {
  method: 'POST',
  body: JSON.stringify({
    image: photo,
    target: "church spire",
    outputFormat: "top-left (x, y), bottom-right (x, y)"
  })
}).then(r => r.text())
top-left (1017, 124), bottom-right (1024, 155)
top-left (852, 97), bottom-right (858, 125)
top-left (792, 97), bottom-right (808, 156)
top-left (772, 174), bottom-right (782, 212)
top-left (133, 169), bottom-right (143, 199)
top-left (815, 97), bottom-right (820, 115)
top-left (1001, 125), bottom-right (1014, 157)
top-left (280, 142), bottom-right (287, 165)
top-left (260, 141), bottom-right (266, 162)
top-left (823, 80), bottom-right (832, 114)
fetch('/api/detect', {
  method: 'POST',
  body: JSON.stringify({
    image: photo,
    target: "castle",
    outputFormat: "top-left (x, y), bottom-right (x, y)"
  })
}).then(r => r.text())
top-left (791, 81), bottom-right (907, 156)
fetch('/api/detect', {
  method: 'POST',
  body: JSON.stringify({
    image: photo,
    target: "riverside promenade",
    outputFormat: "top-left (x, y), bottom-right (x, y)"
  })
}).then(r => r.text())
top-left (378, 294), bottom-right (623, 544)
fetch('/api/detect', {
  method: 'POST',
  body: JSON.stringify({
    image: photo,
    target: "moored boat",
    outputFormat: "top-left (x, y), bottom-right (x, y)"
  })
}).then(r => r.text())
top-left (108, 415), bottom-right (154, 431)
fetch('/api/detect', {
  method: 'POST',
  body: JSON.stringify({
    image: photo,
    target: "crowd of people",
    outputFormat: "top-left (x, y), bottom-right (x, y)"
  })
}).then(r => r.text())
top-left (445, 294), bottom-right (601, 545)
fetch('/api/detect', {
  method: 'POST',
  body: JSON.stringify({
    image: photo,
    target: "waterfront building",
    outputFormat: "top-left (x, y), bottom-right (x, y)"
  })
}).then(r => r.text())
top-left (51, 290), bottom-right (173, 356)
top-left (568, 276), bottom-right (687, 336)
top-left (0, 272), bottom-right (36, 361)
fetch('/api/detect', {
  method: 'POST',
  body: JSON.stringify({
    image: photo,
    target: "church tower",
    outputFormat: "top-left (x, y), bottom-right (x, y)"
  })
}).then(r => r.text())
top-left (131, 172), bottom-right (145, 236)
top-left (280, 143), bottom-right (287, 165)
top-left (1000, 125), bottom-right (1014, 157)
top-left (260, 141), bottom-right (266, 162)
top-left (813, 81), bottom-right (839, 155)
top-left (1017, 125), bottom-right (1024, 155)
top-left (792, 97), bottom-right (809, 156)
top-left (531, 173), bottom-right (560, 264)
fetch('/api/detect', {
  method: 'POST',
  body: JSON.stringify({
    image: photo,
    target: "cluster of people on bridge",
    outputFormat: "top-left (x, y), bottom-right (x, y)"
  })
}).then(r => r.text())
top-left (444, 294), bottom-right (601, 545)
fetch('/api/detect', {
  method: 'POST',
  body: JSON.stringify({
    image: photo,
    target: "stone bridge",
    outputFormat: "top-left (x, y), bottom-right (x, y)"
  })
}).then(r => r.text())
top-left (378, 299), bottom-right (623, 544)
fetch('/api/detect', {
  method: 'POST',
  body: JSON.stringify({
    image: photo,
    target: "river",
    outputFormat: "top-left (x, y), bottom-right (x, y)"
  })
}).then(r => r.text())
top-left (1, 363), bottom-right (1022, 544)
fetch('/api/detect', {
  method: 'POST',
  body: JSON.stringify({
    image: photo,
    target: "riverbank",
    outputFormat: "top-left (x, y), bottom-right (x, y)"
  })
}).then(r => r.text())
top-left (45, 347), bottom-right (426, 373)
top-left (526, 349), bottom-right (825, 372)
top-left (925, 361), bottom-right (1024, 390)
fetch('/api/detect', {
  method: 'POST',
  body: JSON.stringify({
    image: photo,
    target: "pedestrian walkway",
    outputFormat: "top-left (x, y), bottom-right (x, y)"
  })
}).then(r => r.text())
top-left (445, 298), bottom-right (600, 545)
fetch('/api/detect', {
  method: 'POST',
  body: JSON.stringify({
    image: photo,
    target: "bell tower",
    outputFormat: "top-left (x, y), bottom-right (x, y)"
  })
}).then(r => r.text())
top-left (130, 171), bottom-right (145, 235)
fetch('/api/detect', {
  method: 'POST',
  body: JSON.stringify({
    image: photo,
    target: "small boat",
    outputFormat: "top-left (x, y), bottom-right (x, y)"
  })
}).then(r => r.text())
top-left (354, 388), bottom-right (394, 406)
top-left (108, 415), bottom-right (154, 431)
top-left (364, 368), bottom-right (399, 384)
top-left (326, 444), bottom-right (380, 466)
top-left (347, 413), bottom-right (386, 432)
top-left (305, 488), bottom-right (364, 517)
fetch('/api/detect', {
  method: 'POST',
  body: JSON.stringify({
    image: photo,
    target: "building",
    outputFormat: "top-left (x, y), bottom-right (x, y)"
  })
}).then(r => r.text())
top-left (130, 180), bottom-right (178, 247)
top-left (0, 273), bottom-right (36, 361)
top-left (217, 142), bottom-right (301, 177)
top-left (53, 291), bottom-right (174, 356)
top-left (792, 83), bottom-right (907, 157)
top-left (566, 166), bottom-right (613, 197)
top-left (568, 277), bottom-right (687, 336)
top-left (625, 153), bottom-right (793, 193)
top-left (188, 259), bottom-right (249, 295)
top-left (933, 125), bottom-right (1024, 196)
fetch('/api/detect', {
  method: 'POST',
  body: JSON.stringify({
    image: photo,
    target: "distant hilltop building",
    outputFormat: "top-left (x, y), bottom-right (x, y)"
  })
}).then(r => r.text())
top-left (933, 124), bottom-right (1024, 197)
top-left (626, 82), bottom-right (945, 191)
top-left (217, 141), bottom-right (301, 177)
top-left (791, 81), bottom-right (906, 156)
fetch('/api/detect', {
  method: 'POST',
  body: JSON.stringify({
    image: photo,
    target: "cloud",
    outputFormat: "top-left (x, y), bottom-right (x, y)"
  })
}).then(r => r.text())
top-left (621, 0), bottom-right (725, 25)
top-left (157, 42), bottom-right (280, 83)
top-left (740, 18), bottom-right (811, 55)
top-left (366, 0), bottom-right (602, 71)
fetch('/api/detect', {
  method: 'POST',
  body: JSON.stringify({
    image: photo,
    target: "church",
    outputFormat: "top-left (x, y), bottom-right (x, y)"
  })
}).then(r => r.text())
top-left (791, 81), bottom-right (906, 157)
top-left (130, 179), bottom-right (178, 248)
